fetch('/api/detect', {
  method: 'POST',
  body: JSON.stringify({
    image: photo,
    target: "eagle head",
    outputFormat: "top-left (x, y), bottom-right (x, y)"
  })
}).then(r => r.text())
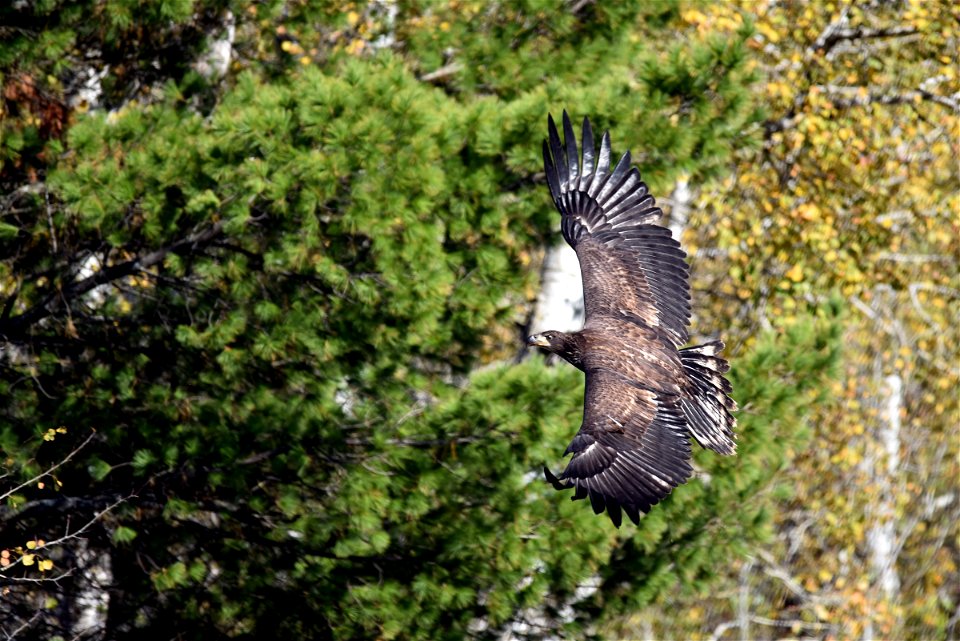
top-left (527, 331), bottom-right (585, 369)
top-left (527, 331), bottom-right (563, 350)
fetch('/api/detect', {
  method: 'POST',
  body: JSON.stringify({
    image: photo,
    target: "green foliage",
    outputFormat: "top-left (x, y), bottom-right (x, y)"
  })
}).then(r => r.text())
top-left (0, 0), bottom-right (233, 186)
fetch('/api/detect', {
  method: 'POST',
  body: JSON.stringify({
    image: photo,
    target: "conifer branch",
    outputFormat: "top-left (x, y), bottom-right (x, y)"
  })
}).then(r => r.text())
top-left (0, 221), bottom-right (225, 340)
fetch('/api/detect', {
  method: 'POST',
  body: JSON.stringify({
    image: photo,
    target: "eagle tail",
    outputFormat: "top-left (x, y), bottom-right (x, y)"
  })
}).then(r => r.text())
top-left (678, 341), bottom-right (738, 455)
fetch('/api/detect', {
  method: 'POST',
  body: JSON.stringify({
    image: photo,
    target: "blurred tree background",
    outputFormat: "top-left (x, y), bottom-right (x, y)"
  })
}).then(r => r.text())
top-left (0, 1), bottom-right (955, 640)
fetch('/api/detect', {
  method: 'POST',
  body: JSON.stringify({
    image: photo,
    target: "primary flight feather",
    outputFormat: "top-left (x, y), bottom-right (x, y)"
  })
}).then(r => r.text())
top-left (528, 112), bottom-right (738, 527)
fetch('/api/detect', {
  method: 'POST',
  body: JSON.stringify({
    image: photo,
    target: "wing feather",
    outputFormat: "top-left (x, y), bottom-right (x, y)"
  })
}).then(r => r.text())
top-left (563, 112), bottom-right (580, 185)
top-left (547, 114), bottom-right (568, 191)
top-left (542, 111), bottom-right (690, 346)
top-left (545, 368), bottom-right (693, 527)
top-left (580, 118), bottom-right (596, 187)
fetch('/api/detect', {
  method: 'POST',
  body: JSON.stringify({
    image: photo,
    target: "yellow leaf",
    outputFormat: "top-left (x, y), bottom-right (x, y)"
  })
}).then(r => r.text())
top-left (797, 203), bottom-right (821, 221)
top-left (22, 554), bottom-right (35, 566)
top-left (39, 559), bottom-right (54, 571)
top-left (346, 39), bottom-right (365, 55)
top-left (681, 9), bottom-right (707, 25)
top-left (756, 22), bottom-right (780, 43)
top-left (785, 264), bottom-right (804, 282)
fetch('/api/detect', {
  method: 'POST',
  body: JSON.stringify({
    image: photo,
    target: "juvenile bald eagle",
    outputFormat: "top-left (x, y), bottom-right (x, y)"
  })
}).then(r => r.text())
top-left (528, 112), bottom-right (737, 527)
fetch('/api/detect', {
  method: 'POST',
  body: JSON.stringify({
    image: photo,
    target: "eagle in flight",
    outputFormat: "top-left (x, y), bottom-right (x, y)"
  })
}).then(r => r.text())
top-left (528, 112), bottom-right (737, 527)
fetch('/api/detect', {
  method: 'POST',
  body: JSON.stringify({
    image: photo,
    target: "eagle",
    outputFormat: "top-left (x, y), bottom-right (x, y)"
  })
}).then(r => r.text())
top-left (528, 112), bottom-right (737, 527)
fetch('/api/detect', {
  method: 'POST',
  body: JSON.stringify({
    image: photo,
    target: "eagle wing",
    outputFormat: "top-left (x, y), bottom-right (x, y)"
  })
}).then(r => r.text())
top-left (542, 111), bottom-right (691, 347)
top-left (544, 366), bottom-right (693, 527)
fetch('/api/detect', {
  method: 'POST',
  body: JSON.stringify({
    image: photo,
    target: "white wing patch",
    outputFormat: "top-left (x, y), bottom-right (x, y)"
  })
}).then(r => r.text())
top-left (607, 415), bottom-right (624, 430)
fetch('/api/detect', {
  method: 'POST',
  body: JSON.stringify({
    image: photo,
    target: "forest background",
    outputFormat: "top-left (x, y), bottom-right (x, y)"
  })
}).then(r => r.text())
top-left (0, 1), bottom-right (957, 640)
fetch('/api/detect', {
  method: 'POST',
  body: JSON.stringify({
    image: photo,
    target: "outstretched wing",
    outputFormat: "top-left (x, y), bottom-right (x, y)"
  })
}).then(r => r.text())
top-left (542, 111), bottom-right (691, 347)
top-left (544, 368), bottom-right (693, 527)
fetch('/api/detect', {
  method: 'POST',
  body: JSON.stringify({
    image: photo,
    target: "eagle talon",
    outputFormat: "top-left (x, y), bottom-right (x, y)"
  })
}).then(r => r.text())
top-left (543, 466), bottom-right (567, 490)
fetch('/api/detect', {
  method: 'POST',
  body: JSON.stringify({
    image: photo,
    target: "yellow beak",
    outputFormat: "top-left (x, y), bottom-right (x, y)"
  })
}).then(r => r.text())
top-left (527, 334), bottom-right (550, 348)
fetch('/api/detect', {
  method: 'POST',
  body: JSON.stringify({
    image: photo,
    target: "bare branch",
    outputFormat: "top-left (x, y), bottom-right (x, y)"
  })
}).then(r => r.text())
top-left (0, 495), bottom-right (131, 573)
top-left (1, 570), bottom-right (74, 584)
top-left (44, 495), bottom-right (131, 547)
top-left (750, 615), bottom-right (833, 631)
top-left (815, 84), bottom-right (960, 112)
top-left (814, 24), bottom-right (918, 54)
top-left (0, 430), bottom-right (97, 502)
top-left (755, 548), bottom-right (810, 601)
top-left (419, 62), bottom-right (462, 83)
top-left (849, 293), bottom-right (908, 346)
top-left (874, 251), bottom-right (952, 264)
top-left (3, 609), bottom-right (43, 640)
top-left (709, 620), bottom-right (739, 641)
top-left (570, 0), bottom-right (595, 14)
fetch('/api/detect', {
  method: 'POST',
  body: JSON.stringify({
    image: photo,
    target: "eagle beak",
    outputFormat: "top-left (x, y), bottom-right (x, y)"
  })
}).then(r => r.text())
top-left (527, 334), bottom-right (550, 348)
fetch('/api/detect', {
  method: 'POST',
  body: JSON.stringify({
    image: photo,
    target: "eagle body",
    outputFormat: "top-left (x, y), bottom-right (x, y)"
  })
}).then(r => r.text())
top-left (529, 112), bottom-right (737, 527)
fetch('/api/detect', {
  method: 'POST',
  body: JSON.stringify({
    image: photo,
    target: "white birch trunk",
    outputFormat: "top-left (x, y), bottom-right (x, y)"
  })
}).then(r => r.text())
top-left (194, 11), bottom-right (236, 80)
top-left (863, 372), bottom-right (902, 640)
top-left (73, 539), bottom-right (112, 637)
top-left (669, 176), bottom-right (691, 243)
top-left (867, 373), bottom-right (902, 599)
top-left (530, 244), bottom-right (584, 334)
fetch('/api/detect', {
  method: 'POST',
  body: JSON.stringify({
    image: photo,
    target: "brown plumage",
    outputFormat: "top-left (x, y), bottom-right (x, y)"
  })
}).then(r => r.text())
top-left (528, 112), bottom-right (737, 527)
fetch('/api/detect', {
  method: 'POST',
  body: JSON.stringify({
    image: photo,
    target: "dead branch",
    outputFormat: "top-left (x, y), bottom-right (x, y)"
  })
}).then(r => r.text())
top-left (815, 84), bottom-right (960, 112)
top-left (814, 24), bottom-right (918, 54)
top-left (0, 220), bottom-right (225, 340)
top-left (419, 62), bottom-right (462, 83)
